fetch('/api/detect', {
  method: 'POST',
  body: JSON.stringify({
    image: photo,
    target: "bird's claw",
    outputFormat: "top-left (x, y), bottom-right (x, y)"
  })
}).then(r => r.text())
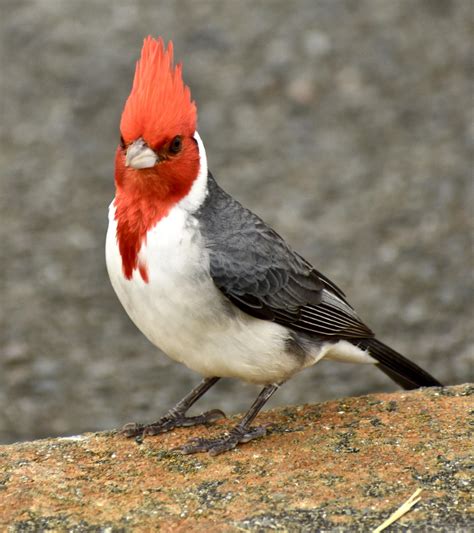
top-left (120, 408), bottom-right (226, 439)
top-left (178, 425), bottom-right (267, 456)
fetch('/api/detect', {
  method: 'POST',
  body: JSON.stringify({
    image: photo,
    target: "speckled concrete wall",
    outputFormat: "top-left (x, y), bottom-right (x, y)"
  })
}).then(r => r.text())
top-left (1, 0), bottom-right (472, 443)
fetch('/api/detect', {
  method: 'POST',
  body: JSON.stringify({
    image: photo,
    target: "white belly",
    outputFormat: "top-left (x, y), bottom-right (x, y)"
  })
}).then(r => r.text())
top-left (105, 202), bottom-right (306, 384)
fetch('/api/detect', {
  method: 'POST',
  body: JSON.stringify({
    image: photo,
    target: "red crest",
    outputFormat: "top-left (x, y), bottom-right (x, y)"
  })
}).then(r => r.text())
top-left (120, 36), bottom-right (197, 148)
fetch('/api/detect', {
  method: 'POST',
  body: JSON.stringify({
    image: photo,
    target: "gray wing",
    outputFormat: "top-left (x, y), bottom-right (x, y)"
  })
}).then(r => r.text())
top-left (197, 175), bottom-right (373, 339)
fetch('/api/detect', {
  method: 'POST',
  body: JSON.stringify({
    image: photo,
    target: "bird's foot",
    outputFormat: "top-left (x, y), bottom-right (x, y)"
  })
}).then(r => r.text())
top-left (121, 408), bottom-right (226, 440)
top-left (178, 425), bottom-right (267, 456)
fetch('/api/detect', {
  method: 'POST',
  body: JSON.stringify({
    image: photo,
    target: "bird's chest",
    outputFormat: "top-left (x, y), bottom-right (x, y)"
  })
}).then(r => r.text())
top-left (106, 202), bottom-right (295, 384)
top-left (106, 203), bottom-right (221, 358)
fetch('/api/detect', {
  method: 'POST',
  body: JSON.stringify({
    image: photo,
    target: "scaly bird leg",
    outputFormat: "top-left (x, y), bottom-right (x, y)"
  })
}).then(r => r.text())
top-left (179, 383), bottom-right (280, 456)
top-left (121, 376), bottom-right (224, 439)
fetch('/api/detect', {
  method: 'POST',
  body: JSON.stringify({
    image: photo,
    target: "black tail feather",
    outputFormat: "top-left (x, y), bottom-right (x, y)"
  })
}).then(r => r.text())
top-left (355, 338), bottom-right (443, 390)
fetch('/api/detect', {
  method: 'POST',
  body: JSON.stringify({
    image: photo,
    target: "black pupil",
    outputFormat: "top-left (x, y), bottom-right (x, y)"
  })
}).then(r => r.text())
top-left (170, 136), bottom-right (182, 153)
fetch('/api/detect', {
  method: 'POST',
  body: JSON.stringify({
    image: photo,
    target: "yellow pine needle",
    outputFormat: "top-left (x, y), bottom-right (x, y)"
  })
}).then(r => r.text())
top-left (373, 488), bottom-right (423, 533)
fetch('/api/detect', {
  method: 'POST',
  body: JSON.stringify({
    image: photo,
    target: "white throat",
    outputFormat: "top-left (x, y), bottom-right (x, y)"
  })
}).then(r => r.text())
top-left (178, 130), bottom-right (208, 213)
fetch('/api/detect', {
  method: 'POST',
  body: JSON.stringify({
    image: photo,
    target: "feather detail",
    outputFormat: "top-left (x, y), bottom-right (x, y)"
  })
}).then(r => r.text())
top-left (197, 175), bottom-right (372, 339)
top-left (120, 36), bottom-right (197, 149)
top-left (355, 338), bottom-right (442, 389)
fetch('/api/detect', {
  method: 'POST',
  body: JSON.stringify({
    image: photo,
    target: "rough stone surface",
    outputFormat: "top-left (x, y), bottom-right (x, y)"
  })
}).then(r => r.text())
top-left (0, 384), bottom-right (472, 531)
top-left (1, 1), bottom-right (473, 443)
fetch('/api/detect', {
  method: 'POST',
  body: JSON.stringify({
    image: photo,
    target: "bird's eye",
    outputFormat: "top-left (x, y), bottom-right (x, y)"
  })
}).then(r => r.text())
top-left (169, 136), bottom-right (182, 154)
top-left (119, 136), bottom-right (126, 149)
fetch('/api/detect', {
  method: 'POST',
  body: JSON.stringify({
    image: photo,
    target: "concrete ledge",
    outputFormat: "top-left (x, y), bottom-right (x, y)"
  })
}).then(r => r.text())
top-left (0, 384), bottom-right (471, 531)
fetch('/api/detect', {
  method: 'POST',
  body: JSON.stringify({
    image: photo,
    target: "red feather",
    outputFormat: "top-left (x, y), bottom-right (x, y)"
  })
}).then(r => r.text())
top-left (114, 37), bottom-right (200, 281)
top-left (120, 36), bottom-right (197, 148)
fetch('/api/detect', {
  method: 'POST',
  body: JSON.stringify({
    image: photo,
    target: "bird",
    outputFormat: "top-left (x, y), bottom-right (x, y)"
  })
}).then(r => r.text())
top-left (105, 36), bottom-right (442, 456)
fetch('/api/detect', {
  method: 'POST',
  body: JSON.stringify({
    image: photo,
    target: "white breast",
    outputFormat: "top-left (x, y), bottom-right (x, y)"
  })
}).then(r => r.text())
top-left (105, 202), bottom-right (305, 384)
top-left (105, 132), bottom-right (374, 386)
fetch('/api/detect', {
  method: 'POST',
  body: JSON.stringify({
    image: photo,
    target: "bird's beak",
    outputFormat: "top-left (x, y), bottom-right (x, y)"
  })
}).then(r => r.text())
top-left (125, 139), bottom-right (158, 169)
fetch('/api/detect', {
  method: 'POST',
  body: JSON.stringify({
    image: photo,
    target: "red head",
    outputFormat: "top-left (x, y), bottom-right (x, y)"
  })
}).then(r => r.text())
top-left (114, 37), bottom-right (201, 280)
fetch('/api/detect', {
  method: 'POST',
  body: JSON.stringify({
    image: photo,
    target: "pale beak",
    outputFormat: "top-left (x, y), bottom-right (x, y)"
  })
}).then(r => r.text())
top-left (125, 138), bottom-right (158, 169)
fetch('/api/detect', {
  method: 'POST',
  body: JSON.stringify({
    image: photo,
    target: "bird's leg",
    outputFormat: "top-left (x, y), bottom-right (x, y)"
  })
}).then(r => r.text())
top-left (121, 377), bottom-right (225, 438)
top-left (179, 383), bottom-right (280, 456)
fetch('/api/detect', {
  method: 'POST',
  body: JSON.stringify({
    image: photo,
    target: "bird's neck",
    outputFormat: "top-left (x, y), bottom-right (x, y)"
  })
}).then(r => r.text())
top-left (114, 163), bottom-right (194, 279)
top-left (113, 132), bottom-right (208, 280)
top-left (113, 192), bottom-right (167, 281)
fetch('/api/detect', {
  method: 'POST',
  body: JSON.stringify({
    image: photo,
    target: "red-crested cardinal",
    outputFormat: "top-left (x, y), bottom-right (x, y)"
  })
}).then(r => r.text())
top-left (106, 36), bottom-right (442, 456)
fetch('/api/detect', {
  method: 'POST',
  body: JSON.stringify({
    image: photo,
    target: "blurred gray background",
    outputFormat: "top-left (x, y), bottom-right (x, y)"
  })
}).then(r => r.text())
top-left (1, 0), bottom-right (472, 444)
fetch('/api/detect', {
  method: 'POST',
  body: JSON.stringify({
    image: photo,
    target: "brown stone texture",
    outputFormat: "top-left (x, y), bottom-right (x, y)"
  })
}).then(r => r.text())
top-left (0, 384), bottom-right (472, 532)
